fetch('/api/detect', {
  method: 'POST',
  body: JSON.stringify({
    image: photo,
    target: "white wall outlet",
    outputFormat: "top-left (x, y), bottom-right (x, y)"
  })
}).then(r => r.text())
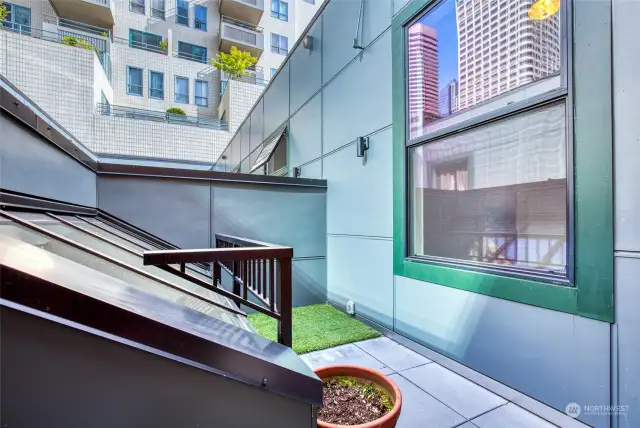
top-left (346, 300), bottom-right (356, 315)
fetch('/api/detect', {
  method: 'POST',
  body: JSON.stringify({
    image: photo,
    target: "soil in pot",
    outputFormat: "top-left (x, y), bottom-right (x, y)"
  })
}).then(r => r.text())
top-left (319, 377), bottom-right (394, 426)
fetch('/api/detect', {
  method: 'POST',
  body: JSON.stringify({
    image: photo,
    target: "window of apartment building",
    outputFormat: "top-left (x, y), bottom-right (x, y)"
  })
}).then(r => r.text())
top-left (270, 33), bottom-right (288, 55)
top-left (194, 5), bottom-right (207, 31)
top-left (130, 0), bottom-right (145, 15)
top-left (2, 2), bottom-right (31, 34)
top-left (151, 0), bottom-right (165, 19)
top-left (391, 0), bottom-right (612, 318)
top-left (129, 29), bottom-right (163, 53)
top-left (195, 80), bottom-right (208, 106)
top-left (271, 0), bottom-right (288, 21)
top-left (177, 41), bottom-right (207, 63)
top-left (149, 71), bottom-right (164, 99)
top-left (176, 0), bottom-right (189, 26)
top-left (175, 76), bottom-right (189, 103)
top-left (126, 66), bottom-right (143, 96)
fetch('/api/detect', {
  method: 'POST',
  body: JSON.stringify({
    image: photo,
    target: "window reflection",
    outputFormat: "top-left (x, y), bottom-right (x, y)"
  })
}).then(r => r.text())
top-left (408, 0), bottom-right (562, 139)
top-left (410, 103), bottom-right (567, 274)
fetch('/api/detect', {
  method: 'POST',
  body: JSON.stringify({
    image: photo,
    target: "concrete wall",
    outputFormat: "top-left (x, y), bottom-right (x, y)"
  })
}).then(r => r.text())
top-left (612, 0), bottom-right (640, 426)
top-left (218, 0), bottom-right (615, 426)
top-left (97, 174), bottom-right (327, 306)
top-left (0, 110), bottom-right (97, 207)
top-left (1, 305), bottom-right (315, 428)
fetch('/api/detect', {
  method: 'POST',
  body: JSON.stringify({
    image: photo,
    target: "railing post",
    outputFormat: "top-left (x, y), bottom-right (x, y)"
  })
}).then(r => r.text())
top-left (212, 261), bottom-right (221, 287)
top-left (277, 258), bottom-right (293, 348)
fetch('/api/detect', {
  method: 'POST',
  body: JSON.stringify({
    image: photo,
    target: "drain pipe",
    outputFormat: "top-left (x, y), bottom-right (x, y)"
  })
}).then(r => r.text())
top-left (353, 0), bottom-right (365, 50)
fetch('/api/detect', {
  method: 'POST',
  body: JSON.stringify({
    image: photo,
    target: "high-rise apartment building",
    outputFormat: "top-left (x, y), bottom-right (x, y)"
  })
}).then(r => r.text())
top-left (455, 0), bottom-right (561, 111)
top-left (407, 23), bottom-right (439, 136)
top-left (0, 0), bottom-right (323, 163)
top-left (438, 78), bottom-right (458, 117)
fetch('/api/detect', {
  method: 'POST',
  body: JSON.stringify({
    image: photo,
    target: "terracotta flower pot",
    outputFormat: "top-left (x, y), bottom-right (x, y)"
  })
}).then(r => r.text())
top-left (315, 365), bottom-right (402, 428)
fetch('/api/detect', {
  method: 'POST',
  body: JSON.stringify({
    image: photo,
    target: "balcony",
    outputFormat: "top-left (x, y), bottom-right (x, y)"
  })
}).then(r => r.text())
top-left (48, 0), bottom-right (115, 29)
top-left (219, 0), bottom-right (264, 26)
top-left (219, 16), bottom-right (264, 59)
top-left (97, 103), bottom-right (228, 130)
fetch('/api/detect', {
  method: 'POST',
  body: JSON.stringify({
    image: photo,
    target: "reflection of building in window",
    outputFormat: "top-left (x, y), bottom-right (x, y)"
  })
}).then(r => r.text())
top-left (408, 23), bottom-right (439, 135)
top-left (438, 79), bottom-right (459, 117)
top-left (455, 0), bottom-right (561, 111)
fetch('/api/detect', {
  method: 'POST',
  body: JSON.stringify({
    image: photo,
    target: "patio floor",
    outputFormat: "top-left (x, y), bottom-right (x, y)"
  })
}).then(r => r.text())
top-left (302, 337), bottom-right (558, 428)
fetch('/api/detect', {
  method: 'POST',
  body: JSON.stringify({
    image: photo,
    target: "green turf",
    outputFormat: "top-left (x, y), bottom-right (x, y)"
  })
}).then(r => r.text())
top-left (248, 304), bottom-right (381, 354)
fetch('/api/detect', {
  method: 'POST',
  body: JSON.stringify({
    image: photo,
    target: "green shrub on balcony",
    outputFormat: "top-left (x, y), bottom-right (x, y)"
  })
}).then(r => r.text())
top-left (0, 2), bottom-right (8, 24)
top-left (166, 107), bottom-right (186, 115)
top-left (210, 46), bottom-right (258, 80)
top-left (61, 36), bottom-right (99, 54)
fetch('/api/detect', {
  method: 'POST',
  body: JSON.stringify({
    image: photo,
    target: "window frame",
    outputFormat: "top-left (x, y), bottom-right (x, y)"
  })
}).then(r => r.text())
top-left (270, 33), bottom-right (288, 55)
top-left (129, 0), bottom-right (145, 15)
top-left (2, 2), bottom-right (31, 34)
top-left (392, 0), bottom-right (614, 322)
top-left (194, 5), bottom-right (207, 31)
top-left (176, 0), bottom-right (189, 26)
top-left (194, 80), bottom-right (208, 107)
top-left (151, 0), bottom-right (165, 19)
top-left (129, 29), bottom-right (163, 53)
top-left (174, 76), bottom-right (189, 104)
top-left (271, 0), bottom-right (288, 21)
top-left (177, 40), bottom-right (207, 63)
top-left (149, 71), bottom-right (164, 100)
top-left (126, 66), bottom-right (143, 97)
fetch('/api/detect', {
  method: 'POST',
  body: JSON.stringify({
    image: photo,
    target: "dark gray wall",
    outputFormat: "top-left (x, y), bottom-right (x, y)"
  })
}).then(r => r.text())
top-left (98, 175), bottom-right (211, 249)
top-left (1, 306), bottom-right (315, 428)
top-left (0, 112), bottom-right (97, 207)
top-left (97, 175), bottom-right (327, 307)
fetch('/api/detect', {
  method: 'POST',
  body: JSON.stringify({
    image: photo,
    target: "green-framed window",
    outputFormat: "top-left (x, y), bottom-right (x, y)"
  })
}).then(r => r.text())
top-left (392, 0), bottom-right (613, 322)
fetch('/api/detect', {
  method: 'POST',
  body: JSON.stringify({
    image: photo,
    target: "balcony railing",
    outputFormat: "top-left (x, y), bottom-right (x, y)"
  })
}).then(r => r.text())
top-left (221, 15), bottom-right (263, 33)
top-left (2, 24), bottom-right (112, 82)
top-left (142, 234), bottom-right (293, 347)
top-left (173, 50), bottom-right (207, 64)
top-left (43, 14), bottom-right (112, 39)
top-left (114, 36), bottom-right (166, 55)
top-left (96, 103), bottom-right (228, 130)
top-left (220, 74), bottom-right (268, 97)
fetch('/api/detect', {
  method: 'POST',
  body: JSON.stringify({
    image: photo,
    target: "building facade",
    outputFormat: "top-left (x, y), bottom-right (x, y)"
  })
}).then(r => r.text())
top-left (407, 22), bottom-right (438, 136)
top-left (0, 0), bottom-right (323, 162)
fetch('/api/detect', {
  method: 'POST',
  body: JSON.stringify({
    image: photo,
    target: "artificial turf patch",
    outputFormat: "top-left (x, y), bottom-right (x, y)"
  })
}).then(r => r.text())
top-left (248, 304), bottom-right (381, 354)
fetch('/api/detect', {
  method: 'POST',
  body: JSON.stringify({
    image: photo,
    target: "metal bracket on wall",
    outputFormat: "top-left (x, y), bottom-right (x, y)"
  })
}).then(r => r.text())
top-left (353, 0), bottom-right (365, 50)
top-left (293, 167), bottom-right (302, 178)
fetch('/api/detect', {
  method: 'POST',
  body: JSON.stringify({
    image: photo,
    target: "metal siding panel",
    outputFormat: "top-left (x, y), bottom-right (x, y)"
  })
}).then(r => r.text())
top-left (322, 31), bottom-right (392, 154)
top-left (327, 236), bottom-right (394, 329)
top-left (263, 62), bottom-right (290, 140)
top-left (362, 0), bottom-right (392, 47)
top-left (211, 183), bottom-right (326, 259)
top-left (394, 275), bottom-right (611, 428)
top-left (290, 17), bottom-right (323, 114)
top-left (97, 176), bottom-right (210, 249)
top-left (289, 93), bottom-right (322, 169)
top-left (323, 128), bottom-right (393, 238)
top-left (250, 98), bottom-right (265, 153)
top-left (321, 0), bottom-right (362, 85)
top-left (292, 258), bottom-right (327, 307)
top-left (0, 114), bottom-right (97, 207)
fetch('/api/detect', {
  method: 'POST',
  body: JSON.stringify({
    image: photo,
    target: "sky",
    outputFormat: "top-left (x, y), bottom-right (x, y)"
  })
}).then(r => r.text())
top-left (416, 0), bottom-right (459, 93)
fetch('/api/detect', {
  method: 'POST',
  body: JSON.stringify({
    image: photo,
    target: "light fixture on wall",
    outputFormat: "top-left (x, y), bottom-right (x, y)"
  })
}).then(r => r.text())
top-left (528, 0), bottom-right (560, 20)
top-left (302, 35), bottom-right (313, 50)
top-left (294, 167), bottom-right (302, 178)
top-left (356, 136), bottom-right (369, 158)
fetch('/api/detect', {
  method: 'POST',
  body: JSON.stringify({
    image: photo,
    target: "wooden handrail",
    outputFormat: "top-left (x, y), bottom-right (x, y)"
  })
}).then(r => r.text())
top-left (142, 234), bottom-right (293, 348)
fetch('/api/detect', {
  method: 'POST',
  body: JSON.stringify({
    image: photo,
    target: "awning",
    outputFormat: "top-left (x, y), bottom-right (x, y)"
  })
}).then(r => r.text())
top-left (250, 127), bottom-right (287, 173)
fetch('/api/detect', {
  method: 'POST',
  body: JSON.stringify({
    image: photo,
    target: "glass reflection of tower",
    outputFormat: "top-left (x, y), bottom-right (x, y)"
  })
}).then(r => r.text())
top-left (408, 23), bottom-right (439, 136)
top-left (455, 0), bottom-right (561, 111)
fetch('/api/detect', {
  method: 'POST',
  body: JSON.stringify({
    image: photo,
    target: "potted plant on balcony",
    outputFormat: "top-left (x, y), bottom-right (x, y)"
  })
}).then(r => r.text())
top-left (210, 46), bottom-right (258, 81)
top-left (159, 40), bottom-right (168, 55)
top-left (0, 2), bottom-right (8, 25)
top-left (315, 365), bottom-right (402, 428)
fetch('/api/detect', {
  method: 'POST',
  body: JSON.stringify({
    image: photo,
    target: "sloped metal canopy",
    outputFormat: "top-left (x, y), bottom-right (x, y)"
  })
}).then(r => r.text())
top-left (250, 127), bottom-right (287, 173)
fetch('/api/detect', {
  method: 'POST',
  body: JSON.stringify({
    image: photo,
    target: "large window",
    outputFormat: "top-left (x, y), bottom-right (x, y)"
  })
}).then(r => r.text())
top-left (151, 0), bottom-right (165, 19)
top-left (149, 71), bottom-right (164, 99)
top-left (130, 0), bottom-right (145, 14)
top-left (194, 5), bottom-right (207, 31)
top-left (407, 0), bottom-right (562, 140)
top-left (2, 2), bottom-right (31, 34)
top-left (129, 29), bottom-right (162, 53)
top-left (175, 76), bottom-right (189, 103)
top-left (270, 33), bottom-right (288, 55)
top-left (127, 66), bottom-right (143, 96)
top-left (410, 102), bottom-right (567, 275)
top-left (271, 0), bottom-right (288, 21)
top-left (177, 41), bottom-right (207, 63)
top-left (176, 0), bottom-right (189, 26)
top-left (195, 80), bottom-right (208, 106)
